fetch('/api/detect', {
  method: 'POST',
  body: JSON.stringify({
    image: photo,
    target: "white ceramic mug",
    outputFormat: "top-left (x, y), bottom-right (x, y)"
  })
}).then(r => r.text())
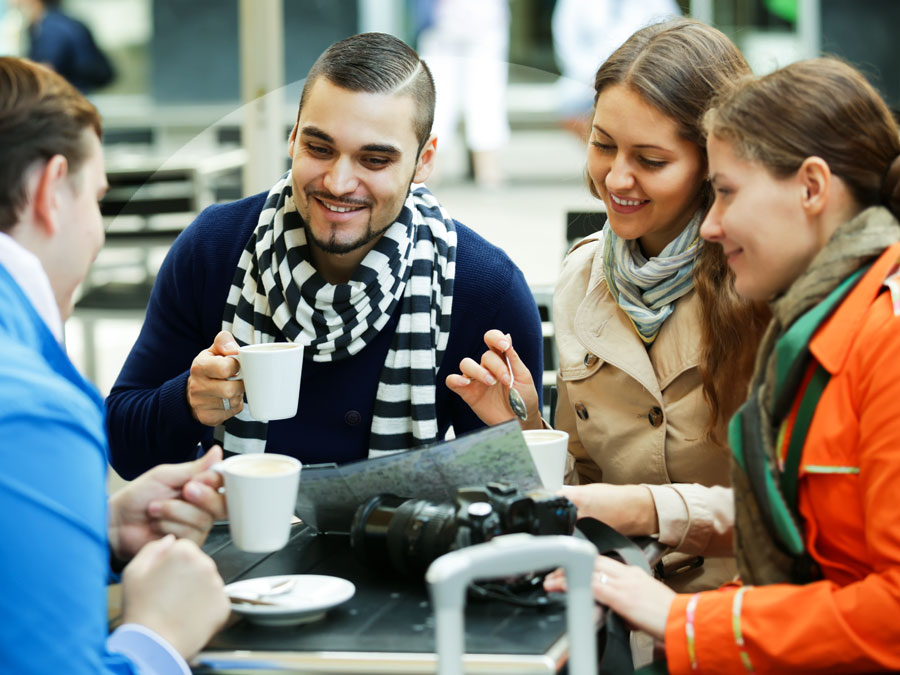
top-left (522, 429), bottom-right (569, 492)
top-left (216, 453), bottom-right (302, 552)
top-left (228, 342), bottom-right (303, 421)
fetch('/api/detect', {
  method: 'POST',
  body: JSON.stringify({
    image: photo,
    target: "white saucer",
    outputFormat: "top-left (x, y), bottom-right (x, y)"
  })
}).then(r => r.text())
top-left (226, 574), bottom-right (356, 626)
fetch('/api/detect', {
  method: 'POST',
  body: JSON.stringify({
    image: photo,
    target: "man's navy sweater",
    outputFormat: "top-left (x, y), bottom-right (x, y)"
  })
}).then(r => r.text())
top-left (106, 193), bottom-right (543, 479)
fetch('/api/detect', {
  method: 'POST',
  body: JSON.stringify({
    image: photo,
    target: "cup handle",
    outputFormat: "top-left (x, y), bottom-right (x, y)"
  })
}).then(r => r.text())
top-left (210, 461), bottom-right (227, 495)
top-left (225, 353), bottom-right (242, 381)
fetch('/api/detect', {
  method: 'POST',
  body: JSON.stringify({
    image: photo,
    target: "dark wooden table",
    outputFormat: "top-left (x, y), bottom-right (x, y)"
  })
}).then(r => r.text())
top-left (193, 522), bottom-right (582, 674)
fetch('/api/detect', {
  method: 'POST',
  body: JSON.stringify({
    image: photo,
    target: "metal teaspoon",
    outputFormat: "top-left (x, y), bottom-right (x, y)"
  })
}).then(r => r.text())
top-left (505, 353), bottom-right (528, 422)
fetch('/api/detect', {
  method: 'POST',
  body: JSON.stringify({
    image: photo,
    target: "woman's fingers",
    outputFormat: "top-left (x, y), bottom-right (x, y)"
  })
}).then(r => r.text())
top-left (590, 555), bottom-right (674, 640)
top-left (543, 567), bottom-right (568, 593)
top-left (458, 355), bottom-right (502, 386)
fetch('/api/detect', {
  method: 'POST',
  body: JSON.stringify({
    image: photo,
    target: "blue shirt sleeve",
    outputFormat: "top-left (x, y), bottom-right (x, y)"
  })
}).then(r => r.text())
top-left (108, 624), bottom-right (191, 675)
top-left (0, 414), bottom-right (137, 674)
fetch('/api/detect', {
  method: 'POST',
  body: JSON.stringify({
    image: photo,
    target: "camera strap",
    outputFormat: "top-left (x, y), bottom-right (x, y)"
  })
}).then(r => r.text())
top-left (574, 518), bottom-right (655, 675)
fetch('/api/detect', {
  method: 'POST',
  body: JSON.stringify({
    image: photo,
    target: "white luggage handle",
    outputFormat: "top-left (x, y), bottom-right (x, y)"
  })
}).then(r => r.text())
top-left (426, 533), bottom-right (598, 675)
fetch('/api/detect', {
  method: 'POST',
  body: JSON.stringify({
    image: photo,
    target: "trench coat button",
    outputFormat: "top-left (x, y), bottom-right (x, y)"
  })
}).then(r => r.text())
top-left (583, 353), bottom-right (599, 367)
top-left (344, 410), bottom-right (362, 426)
top-left (648, 406), bottom-right (664, 427)
top-left (575, 402), bottom-right (589, 420)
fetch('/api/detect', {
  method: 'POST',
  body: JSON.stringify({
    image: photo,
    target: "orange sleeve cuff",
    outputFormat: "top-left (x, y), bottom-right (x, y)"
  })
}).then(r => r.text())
top-left (665, 593), bottom-right (694, 674)
top-left (665, 587), bottom-right (745, 674)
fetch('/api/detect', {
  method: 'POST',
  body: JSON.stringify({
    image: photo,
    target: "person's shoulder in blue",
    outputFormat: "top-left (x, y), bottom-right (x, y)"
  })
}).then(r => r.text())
top-left (0, 56), bottom-right (229, 674)
top-left (105, 32), bottom-right (542, 478)
top-left (25, 0), bottom-right (114, 92)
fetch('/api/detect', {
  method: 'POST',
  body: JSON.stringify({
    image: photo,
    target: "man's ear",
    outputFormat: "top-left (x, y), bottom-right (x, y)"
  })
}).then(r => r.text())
top-left (412, 134), bottom-right (438, 184)
top-left (798, 156), bottom-right (830, 217)
top-left (31, 155), bottom-right (69, 236)
top-left (287, 122), bottom-right (298, 160)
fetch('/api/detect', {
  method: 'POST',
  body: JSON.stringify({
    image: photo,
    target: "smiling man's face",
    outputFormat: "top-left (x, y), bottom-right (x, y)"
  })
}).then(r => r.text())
top-left (288, 77), bottom-right (435, 272)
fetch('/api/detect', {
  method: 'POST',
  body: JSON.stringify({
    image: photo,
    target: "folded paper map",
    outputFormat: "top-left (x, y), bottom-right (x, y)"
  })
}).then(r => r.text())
top-left (294, 420), bottom-right (542, 532)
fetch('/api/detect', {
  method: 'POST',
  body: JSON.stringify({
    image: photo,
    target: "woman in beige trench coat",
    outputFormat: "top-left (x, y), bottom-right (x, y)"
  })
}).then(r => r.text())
top-left (447, 19), bottom-right (768, 596)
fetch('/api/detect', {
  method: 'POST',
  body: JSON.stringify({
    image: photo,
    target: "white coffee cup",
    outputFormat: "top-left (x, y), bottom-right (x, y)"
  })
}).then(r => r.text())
top-left (228, 342), bottom-right (303, 421)
top-left (216, 453), bottom-right (302, 552)
top-left (522, 429), bottom-right (569, 492)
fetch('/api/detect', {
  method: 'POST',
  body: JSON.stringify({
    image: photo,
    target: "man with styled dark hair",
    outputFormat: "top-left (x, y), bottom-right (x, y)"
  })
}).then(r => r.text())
top-left (0, 57), bottom-right (228, 673)
top-left (298, 31), bottom-right (436, 152)
top-left (106, 32), bottom-right (543, 477)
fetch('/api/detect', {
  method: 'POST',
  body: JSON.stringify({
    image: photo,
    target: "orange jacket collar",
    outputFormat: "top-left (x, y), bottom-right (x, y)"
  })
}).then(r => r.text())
top-left (811, 242), bottom-right (900, 375)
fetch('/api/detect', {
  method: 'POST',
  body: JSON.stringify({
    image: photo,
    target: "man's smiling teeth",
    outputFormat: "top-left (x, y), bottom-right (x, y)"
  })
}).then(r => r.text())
top-left (321, 201), bottom-right (362, 213)
top-left (610, 193), bottom-right (646, 206)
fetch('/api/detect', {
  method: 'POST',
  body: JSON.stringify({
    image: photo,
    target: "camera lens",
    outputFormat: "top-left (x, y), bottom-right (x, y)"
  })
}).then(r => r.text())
top-left (350, 494), bottom-right (407, 568)
top-left (387, 499), bottom-right (458, 575)
top-left (350, 495), bottom-right (458, 576)
top-left (350, 486), bottom-right (579, 578)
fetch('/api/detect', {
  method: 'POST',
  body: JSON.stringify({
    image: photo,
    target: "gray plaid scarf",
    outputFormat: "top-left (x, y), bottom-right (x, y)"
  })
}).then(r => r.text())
top-left (602, 211), bottom-right (703, 344)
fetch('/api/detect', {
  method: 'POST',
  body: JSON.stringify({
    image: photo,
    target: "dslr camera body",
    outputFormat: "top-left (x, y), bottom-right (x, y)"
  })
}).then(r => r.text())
top-left (350, 482), bottom-right (577, 576)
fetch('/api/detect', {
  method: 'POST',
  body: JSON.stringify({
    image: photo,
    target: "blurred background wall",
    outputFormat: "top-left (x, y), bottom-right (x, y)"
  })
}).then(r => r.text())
top-left (1, 0), bottom-right (895, 492)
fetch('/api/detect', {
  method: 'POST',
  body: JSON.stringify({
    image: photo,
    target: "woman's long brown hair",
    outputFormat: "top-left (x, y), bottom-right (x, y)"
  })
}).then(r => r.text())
top-left (591, 19), bottom-right (771, 439)
top-left (694, 244), bottom-right (770, 439)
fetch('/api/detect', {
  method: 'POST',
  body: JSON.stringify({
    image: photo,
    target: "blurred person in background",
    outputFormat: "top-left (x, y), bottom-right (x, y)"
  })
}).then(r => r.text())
top-left (0, 56), bottom-right (228, 673)
top-left (415, 0), bottom-right (510, 187)
top-left (552, 0), bottom-right (681, 142)
top-left (11, 0), bottom-right (114, 92)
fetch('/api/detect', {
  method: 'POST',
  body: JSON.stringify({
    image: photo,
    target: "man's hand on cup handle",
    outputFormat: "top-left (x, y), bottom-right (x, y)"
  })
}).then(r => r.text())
top-left (187, 330), bottom-right (244, 426)
top-left (107, 446), bottom-right (227, 561)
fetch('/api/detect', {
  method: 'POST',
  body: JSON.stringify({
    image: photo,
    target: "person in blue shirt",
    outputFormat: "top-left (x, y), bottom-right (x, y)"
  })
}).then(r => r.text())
top-left (0, 57), bottom-right (229, 674)
top-left (105, 32), bottom-right (544, 479)
top-left (13, 0), bottom-right (114, 92)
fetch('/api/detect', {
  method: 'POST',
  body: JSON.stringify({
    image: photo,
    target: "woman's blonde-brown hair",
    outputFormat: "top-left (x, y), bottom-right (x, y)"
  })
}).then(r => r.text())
top-left (590, 18), bottom-right (770, 436)
top-left (705, 58), bottom-right (900, 219)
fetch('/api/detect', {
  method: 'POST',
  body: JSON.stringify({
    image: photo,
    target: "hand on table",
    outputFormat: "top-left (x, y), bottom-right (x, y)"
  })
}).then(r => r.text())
top-left (544, 554), bottom-right (675, 641)
top-left (187, 330), bottom-right (244, 426)
top-left (121, 535), bottom-right (230, 659)
top-left (558, 484), bottom-right (659, 537)
top-left (446, 330), bottom-right (542, 428)
top-left (108, 446), bottom-right (226, 561)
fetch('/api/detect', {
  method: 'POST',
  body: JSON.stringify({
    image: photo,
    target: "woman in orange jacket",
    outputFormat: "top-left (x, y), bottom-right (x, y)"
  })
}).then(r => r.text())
top-left (547, 58), bottom-right (900, 673)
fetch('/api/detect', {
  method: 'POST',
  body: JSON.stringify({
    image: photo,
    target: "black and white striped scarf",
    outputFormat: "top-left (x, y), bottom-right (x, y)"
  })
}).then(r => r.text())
top-left (219, 171), bottom-right (457, 457)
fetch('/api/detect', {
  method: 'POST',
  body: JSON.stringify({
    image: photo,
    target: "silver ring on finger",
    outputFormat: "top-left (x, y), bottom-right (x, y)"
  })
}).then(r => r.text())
top-left (599, 573), bottom-right (609, 585)
top-left (222, 397), bottom-right (231, 412)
